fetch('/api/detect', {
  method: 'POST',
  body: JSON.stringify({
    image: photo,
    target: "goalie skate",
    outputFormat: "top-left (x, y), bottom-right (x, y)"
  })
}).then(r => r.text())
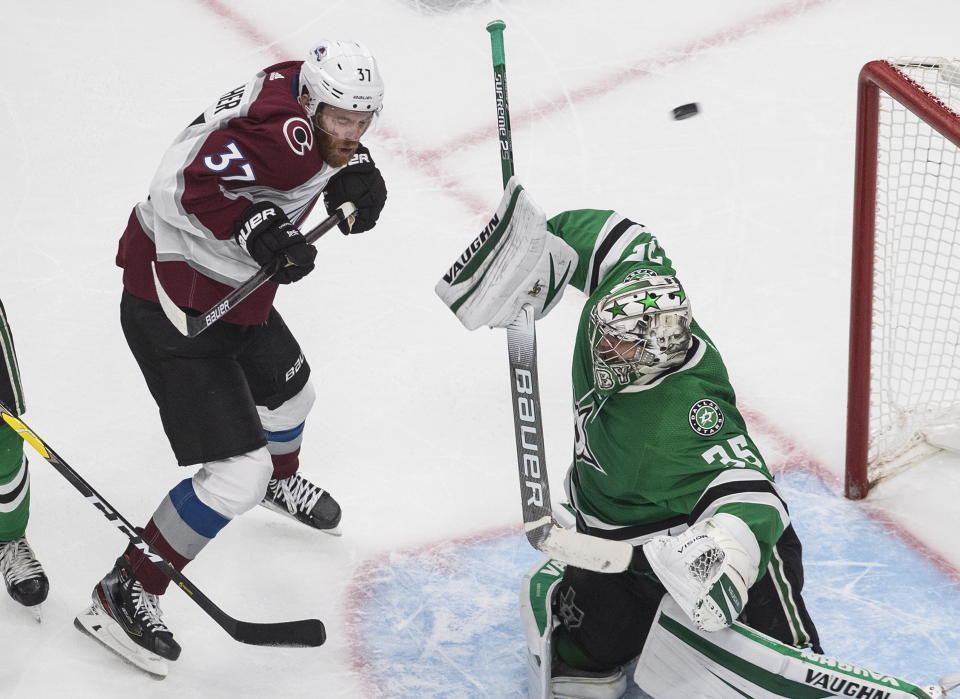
top-left (74, 556), bottom-right (180, 679)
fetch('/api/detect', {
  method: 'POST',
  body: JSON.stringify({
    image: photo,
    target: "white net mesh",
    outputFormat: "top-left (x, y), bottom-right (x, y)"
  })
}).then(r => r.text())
top-left (688, 547), bottom-right (724, 585)
top-left (870, 58), bottom-right (960, 483)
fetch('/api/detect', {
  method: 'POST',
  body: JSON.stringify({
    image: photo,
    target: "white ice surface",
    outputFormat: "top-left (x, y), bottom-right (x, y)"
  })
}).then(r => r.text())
top-left (1, 1), bottom-right (960, 697)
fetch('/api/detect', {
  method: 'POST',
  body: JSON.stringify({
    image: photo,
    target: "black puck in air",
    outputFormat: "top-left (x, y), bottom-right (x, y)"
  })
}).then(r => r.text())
top-left (671, 102), bottom-right (700, 120)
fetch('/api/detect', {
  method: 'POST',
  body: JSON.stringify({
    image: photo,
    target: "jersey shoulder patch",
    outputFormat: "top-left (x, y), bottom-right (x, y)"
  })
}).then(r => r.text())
top-left (688, 398), bottom-right (724, 436)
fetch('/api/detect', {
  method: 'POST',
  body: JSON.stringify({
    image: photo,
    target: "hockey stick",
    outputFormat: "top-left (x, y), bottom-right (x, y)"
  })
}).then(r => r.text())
top-left (486, 21), bottom-right (631, 573)
top-left (152, 201), bottom-right (357, 338)
top-left (0, 401), bottom-right (325, 648)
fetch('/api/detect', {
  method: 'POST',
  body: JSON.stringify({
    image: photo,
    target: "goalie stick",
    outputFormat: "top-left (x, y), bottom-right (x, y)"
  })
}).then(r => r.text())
top-left (152, 201), bottom-right (356, 338)
top-left (0, 401), bottom-right (325, 648)
top-left (486, 21), bottom-right (632, 574)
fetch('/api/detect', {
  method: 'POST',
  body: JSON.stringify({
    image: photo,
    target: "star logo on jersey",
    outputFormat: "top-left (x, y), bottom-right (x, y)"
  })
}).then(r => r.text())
top-left (556, 586), bottom-right (585, 630)
top-left (689, 398), bottom-right (724, 436)
top-left (574, 402), bottom-right (605, 474)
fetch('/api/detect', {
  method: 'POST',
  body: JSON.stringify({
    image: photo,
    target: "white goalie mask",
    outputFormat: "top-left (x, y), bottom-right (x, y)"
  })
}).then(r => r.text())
top-left (300, 40), bottom-right (384, 118)
top-left (589, 273), bottom-right (692, 389)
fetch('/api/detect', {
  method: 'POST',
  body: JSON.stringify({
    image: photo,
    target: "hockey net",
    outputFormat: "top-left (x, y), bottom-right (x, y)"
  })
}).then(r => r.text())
top-left (846, 58), bottom-right (960, 499)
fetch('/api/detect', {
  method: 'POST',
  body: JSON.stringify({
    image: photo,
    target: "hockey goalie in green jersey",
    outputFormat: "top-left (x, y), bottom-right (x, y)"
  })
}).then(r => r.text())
top-left (436, 178), bottom-right (957, 698)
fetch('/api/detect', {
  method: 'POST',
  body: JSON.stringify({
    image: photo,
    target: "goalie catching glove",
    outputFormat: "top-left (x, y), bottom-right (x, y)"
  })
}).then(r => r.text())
top-left (435, 177), bottom-right (578, 330)
top-left (642, 513), bottom-right (761, 632)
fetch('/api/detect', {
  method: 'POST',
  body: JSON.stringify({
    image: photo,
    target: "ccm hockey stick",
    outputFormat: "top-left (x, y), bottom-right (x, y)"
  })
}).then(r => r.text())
top-left (152, 201), bottom-right (357, 338)
top-left (0, 401), bottom-right (325, 648)
top-left (486, 21), bottom-right (631, 573)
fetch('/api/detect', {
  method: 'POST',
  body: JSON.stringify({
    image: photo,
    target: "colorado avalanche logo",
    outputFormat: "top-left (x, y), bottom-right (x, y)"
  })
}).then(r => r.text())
top-left (313, 46), bottom-right (327, 61)
top-left (283, 117), bottom-right (314, 156)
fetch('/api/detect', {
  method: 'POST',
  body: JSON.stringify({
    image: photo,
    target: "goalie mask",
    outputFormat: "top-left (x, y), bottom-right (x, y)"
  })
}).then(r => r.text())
top-left (589, 273), bottom-right (692, 390)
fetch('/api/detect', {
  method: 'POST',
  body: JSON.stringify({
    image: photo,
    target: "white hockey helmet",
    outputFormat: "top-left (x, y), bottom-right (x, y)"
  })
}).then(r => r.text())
top-left (300, 40), bottom-right (384, 116)
top-left (589, 273), bottom-right (692, 388)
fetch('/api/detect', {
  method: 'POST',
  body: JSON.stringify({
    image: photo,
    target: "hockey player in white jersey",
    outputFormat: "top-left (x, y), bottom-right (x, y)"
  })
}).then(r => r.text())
top-left (73, 40), bottom-right (388, 677)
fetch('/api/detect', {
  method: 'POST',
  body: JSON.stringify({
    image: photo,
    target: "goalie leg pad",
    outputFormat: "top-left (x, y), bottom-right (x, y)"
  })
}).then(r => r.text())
top-left (521, 556), bottom-right (567, 699)
top-left (435, 177), bottom-right (578, 330)
top-left (521, 557), bottom-right (630, 699)
top-left (635, 595), bottom-right (940, 699)
top-left (552, 667), bottom-right (627, 699)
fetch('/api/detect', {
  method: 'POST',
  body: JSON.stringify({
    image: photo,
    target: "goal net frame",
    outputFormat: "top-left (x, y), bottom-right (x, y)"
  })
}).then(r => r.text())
top-left (845, 58), bottom-right (960, 499)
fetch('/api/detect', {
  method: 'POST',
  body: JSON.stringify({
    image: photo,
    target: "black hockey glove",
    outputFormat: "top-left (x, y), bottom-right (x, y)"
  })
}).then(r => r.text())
top-left (234, 201), bottom-right (317, 284)
top-left (323, 145), bottom-right (387, 234)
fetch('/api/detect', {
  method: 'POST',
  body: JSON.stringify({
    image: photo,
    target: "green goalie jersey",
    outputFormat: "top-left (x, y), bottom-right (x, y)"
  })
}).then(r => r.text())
top-left (547, 209), bottom-right (789, 576)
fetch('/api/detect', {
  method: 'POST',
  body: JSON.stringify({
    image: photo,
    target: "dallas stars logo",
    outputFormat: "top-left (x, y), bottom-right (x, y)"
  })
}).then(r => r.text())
top-left (574, 402), bottom-right (605, 474)
top-left (689, 398), bottom-right (724, 436)
top-left (556, 586), bottom-right (585, 629)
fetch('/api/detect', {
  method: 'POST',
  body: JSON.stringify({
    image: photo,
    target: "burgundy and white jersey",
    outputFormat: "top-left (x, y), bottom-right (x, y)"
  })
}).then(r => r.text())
top-left (116, 60), bottom-right (343, 325)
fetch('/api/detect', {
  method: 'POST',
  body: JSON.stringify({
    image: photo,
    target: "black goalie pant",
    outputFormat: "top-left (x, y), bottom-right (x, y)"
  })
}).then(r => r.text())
top-left (553, 524), bottom-right (822, 671)
top-left (120, 291), bottom-right (311, 466)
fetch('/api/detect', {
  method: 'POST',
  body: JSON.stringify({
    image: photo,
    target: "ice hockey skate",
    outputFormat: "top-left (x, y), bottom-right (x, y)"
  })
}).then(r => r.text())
top-left (260, 473), bottom-right (342, 535)
top-left (0, 536), bottom-right (49, 621)
top-left (74, 556), bottom-right (180, 679)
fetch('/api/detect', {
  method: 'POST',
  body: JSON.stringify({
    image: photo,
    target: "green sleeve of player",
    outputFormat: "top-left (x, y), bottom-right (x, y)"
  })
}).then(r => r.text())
top-left (547, 209), bottom-right (675, 293)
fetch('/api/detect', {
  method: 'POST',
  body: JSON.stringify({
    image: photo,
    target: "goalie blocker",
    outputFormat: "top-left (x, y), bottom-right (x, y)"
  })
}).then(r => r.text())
top-left (435, 177), bottom-right (577, 330)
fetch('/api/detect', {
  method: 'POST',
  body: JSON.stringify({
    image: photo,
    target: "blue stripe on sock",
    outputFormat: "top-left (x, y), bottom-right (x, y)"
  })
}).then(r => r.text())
top-left (264, 422), bottom-right (305, 443)
top-left (168, 478), bottom-right (230, 538)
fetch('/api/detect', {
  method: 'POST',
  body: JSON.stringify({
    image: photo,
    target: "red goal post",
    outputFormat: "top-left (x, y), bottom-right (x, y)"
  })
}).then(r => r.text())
top-left (846, 58), bottom-right (960, 499)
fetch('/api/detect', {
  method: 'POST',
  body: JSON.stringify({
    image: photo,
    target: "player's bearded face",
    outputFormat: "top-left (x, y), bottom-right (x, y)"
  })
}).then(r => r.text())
top-left (313, 105), bottom-right (374, 168)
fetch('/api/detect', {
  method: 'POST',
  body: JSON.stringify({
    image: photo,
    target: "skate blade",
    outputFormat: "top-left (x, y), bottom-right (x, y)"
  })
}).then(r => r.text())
top-left (74, 605), bottom-right (168, 679)
top-left (259, 500), bottom-right (343, 536)
top-left (320, 523), bottom-right (342, 537)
